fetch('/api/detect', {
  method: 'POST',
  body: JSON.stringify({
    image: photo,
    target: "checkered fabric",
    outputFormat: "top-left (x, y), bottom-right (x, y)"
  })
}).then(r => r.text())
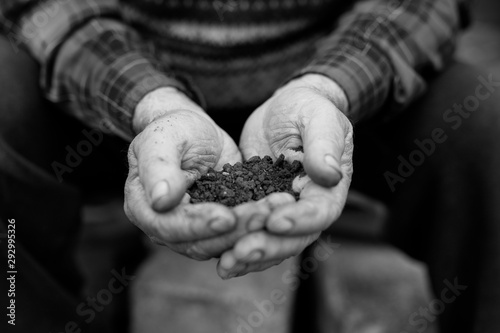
top-left (0, 0), bottom-right (469, 139)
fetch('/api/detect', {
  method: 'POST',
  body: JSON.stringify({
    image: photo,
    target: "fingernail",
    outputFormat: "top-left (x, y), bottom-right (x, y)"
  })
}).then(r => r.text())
top-left (324, 155), bottom-right (343, 183)
top-left (210, 218), bottom-right (232, 232)
top-left (324, 155), bottom-right (341, 172)
top-left (220, 254), bottom-right (236, 270)
top-left (151, 181), bottom-right (169, 204)
top-left (227, 263), bottom-right (248, 279)
top-left (246, 250), bottom-right (264, 262)
top-left (272, 218), bottom-right (293, 233)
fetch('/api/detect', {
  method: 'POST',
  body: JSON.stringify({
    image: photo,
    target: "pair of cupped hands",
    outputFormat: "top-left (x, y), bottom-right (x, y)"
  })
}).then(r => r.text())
top-left (124, 74), bottom-right (354, 279)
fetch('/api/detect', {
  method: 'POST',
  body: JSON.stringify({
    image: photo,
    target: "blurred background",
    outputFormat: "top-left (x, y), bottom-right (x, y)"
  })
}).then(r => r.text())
top-left (76, 0), bottom-right (500, 332)
top-left (457, 0), bottom-right (500, 77)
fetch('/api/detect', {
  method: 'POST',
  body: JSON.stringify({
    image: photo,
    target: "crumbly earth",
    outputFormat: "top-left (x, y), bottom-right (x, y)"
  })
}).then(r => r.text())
top-left (187, 155), bottom-right (305, 207)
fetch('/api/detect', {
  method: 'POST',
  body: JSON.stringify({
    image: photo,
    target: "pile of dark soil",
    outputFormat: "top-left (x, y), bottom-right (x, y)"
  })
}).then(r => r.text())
top-left (187, 155), bottom-right (305, 207)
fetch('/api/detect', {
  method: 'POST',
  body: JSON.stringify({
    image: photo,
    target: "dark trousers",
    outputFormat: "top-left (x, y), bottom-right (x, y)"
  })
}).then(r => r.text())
top-left (351, 64), bottom-right (500, 332)
top-left (0, 36), bottom-right (131, 333)
top-left (1, 35), bottom-right (499, 332)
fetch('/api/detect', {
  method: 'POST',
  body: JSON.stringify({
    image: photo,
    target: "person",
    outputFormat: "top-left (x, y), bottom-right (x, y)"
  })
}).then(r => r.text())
top-left (1, 0), bottom-right (499, 332)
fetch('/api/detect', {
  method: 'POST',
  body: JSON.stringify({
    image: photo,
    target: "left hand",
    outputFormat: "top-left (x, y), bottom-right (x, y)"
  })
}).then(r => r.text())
top-left (125, 87), bottom-right (245, 261)
top-left (217, 74), bottom-right (354, 279)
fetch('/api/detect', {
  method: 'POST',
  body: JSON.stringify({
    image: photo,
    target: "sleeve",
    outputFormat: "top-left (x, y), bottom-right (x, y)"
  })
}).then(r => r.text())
top-left (0, 0), bottom-right (203, 140)
top-left (293, 0), bottom-right (471, 123)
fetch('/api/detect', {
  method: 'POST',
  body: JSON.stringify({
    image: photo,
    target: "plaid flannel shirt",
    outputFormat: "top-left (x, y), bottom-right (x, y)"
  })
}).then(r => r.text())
top-left (0, 0), bottom-right (469, 140)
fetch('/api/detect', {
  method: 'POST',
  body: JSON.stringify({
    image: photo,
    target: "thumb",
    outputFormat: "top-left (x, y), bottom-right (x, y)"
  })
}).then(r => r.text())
top-left (132, 130), bottom-right (186, 212)
top-left (301, 106), bottom-right (348, 188)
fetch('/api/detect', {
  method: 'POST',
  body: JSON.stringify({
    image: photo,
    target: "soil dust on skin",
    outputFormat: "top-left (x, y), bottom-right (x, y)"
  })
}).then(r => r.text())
top-left (187, 154), bottom-right (306, 207)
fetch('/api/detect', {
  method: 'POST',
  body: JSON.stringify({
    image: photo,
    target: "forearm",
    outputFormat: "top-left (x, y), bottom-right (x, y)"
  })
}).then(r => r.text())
top-left (294, 0), bottom-right (470, 123)
top-left (53, 17), bottom-right (202, 140)
top-left (1, 0), bottom-right (202, 140)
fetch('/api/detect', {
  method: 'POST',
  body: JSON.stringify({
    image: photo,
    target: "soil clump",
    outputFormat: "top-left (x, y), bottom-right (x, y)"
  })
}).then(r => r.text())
top-left (187, 155), bottom-right (305, 207)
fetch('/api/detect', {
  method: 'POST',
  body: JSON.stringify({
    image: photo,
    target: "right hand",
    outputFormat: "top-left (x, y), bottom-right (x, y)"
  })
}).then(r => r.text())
top-left (217, 74), bottom-right (353, 278)
top-left (124, 87), bottom-right (248, 260)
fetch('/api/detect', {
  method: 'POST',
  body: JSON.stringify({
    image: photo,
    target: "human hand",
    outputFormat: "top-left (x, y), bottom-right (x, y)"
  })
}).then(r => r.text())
top-left (125, 87), bottom-right (247, 260)
top-left (218, 74), bottom-right (354, 278)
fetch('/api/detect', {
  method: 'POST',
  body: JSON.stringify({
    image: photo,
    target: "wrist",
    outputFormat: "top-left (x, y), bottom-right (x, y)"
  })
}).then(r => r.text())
top-left (282, 74), bottom-right (349, 113)
top-left (133, 87), bottom-right (204, 134)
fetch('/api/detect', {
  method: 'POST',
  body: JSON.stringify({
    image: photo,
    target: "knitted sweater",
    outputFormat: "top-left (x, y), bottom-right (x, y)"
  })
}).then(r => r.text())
top-left (1, 0), bottom-right (468, 139)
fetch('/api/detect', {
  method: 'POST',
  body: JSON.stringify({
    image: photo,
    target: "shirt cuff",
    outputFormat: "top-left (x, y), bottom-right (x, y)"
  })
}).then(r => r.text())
top-left (293, 36), bottom-right (394, 123)
top-left (51, 18), bottom-right (204, 140)
top-left (97, 58), bottom-right (201, 138)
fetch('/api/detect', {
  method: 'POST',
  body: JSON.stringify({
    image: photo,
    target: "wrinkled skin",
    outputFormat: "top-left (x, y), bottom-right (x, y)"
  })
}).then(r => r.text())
top-left (123, 75), bottom-right (354, 278)
top-left (217, 75), bottom-right (354, 278)
top-left (125, 88), bottom-right (247, 260)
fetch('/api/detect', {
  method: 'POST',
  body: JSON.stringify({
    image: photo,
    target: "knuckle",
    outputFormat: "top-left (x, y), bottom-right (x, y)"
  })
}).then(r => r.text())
top-left (130, 134), bottom-right (145, 159)
top-left (248, 232), bottom-right (268, 247)
top-left (267, 192), bottom-right (295, 208)
top-left (153, 216), bottom-right (177, 244)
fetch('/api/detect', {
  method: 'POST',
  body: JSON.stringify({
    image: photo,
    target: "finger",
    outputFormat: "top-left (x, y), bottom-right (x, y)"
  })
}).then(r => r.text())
top-left (215, 129), bottom-right (243, 169)
top-left (301, 102), bottom-right (351, 188)
top-left (267, 175), bottom-right (351, 235)
top-left (260, 192), bottom-right (296, 209)
top-left (125, 175), bottom-right (236, 243)
top-left (175, 201), bottom-right (273, 260)
top-left (232, 193), bottom-right (294, 233)
top-left (291, 174), bottom-right (310, 193)
top-left (217, 257), bottom-right (284, 279)
top-left (240, 141), bottom-right (273, 162)
top-left (169, 229), bottom-right (244, 261)
top-left (132, 129), bottom-right (186, 212)
top-left (177, 201), bottom-right (274, 260)
top-left (218, 231), bottom-right (319, 271)
top-left (232, 201), bottom-right (272, 232)
top-left (239, 108), bottom-right (274, 159)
